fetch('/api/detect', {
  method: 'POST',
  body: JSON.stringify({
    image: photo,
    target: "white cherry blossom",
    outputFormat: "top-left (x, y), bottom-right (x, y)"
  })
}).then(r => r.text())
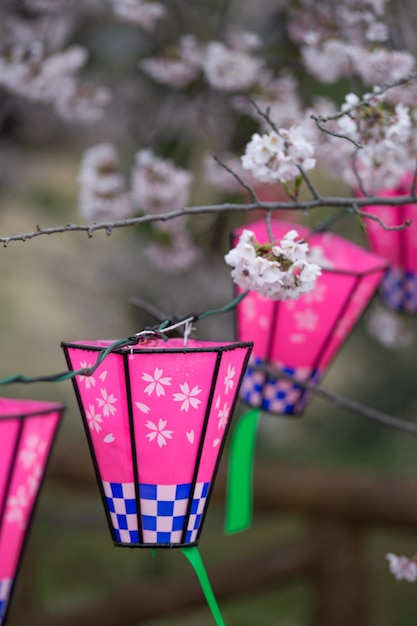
top-left (140, 35), bottom-right (202, 89)
top-left (225, 229), bottom-right (321, 301)
top-left (241, 127), bottom-right (316, 184)
top-left (109, 0), bottom-right (166, 32)
top-left (203, 41), bottom-right (263, 92)
top-left (386, 553), bottom-right (417, 582)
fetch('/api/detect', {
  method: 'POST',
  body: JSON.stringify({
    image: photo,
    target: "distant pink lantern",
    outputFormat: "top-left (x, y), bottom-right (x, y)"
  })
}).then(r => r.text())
top-left (362, 173), bottom-right (417, 313)
top-left (232, 219), bottom-right (388, 415)
top-left (0, 399), bottom-right (63, 626)
top-left (62, 338), bottom-right (251, 547)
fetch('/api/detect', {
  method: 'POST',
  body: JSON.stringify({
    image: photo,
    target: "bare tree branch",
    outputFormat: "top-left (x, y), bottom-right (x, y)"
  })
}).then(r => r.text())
top-left (1, 193), bottom-right (416, 246)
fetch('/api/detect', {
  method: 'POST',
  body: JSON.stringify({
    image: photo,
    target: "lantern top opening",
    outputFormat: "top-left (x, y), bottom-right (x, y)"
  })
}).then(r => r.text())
top-left (0, 397), bottom-right (64, 418)
top-left (62, 337), bottom-right (253, 353)
top-left (233, 219), bottom-right (388, 275)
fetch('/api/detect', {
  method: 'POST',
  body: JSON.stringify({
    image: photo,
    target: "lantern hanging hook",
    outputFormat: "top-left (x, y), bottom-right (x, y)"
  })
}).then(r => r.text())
top-left (183, 317), bottom-right (193, 346)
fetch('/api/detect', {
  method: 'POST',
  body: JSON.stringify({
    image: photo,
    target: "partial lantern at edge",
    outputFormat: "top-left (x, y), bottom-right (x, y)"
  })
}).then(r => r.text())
top-left (232, 219), bottom-right (388, 415)
top-left (0, 398), bottom-right (63, 626)
top-left (362, 173), bottom-right (417, 313)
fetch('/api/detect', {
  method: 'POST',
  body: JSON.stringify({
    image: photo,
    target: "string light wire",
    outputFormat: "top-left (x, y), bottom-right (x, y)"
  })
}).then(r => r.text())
top-left (0, 291), bottom-right (248, 387)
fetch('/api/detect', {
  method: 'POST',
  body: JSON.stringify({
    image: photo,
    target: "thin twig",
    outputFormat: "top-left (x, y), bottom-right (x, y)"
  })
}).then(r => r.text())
top-left (266, 209), bottom-right (274, 243)
top-left (260, 364), bottom-right (417, 436)
top-left (248, 99), bottom-right (279, 133)
top-left (310, 115), bottom-right (363, 150)
top-left (210, 153), bottom-right (258, 203)
top-left (351, 148), bottom-right (368, 197)
top-left (352, 202), bottom-right (412, 231)
top-left (296, 164), bottom-right (322, 201)
top-left (410, 158), bottom-right (417, 198)
top-left (313, 70), bottom-right (417, 124)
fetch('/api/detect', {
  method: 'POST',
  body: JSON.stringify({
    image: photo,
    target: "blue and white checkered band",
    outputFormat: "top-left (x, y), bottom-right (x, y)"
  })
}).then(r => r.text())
top-left (0, 578), bottom-right (12, 624)
top-left (103, 481), bottom-right (210, 546)
top-left (380, 268), bottom-right (417, 313)
top-left (239, 357), bottom-right (321, 415)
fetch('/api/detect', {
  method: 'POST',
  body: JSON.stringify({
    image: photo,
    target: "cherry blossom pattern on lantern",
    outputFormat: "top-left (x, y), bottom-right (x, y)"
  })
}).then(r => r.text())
top-left (217, 402), bottom-right (230, 430)
top-left (96, 388), bottom-right (117, 417)
top-left (19, 434), bottom-right (47, 470)
top-left (224, 363), bottom-right (236, 394)
top-left (225, 228), bottom-right (321, 300)
top-left (142, 367), bottom-right (172, 397)
top-left (145, 419), bottom-right (174, 447)
top-left (386, 553), bottom-right (417, 582)
top-left (77, 360), bottom-right (97, 389)
top-left (5, 487), bottom-right (28, 529)
top-left (86, 403), bottom-right (103, 433)
top-left (173, 383), bottom-right (202, 411)
top-left (5, 431), bottom-right (48, 529)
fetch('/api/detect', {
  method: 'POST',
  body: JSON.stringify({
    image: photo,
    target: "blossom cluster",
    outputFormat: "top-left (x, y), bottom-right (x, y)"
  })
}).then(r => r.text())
top-left (386, 553), bottom-right (417, 583)
top-left (365, 307), bottom-right (413, 348)
top-left (241, 128), bottom-right (316, 185)
top-left (0, 40), bottom-right (110, 122)
top-left (288, 0), bottom-right (415, 87)
top-left (139, 30), bottom-right (264, 93)
top-left (78, 145), bottom-right (199, 271)
top-left (225, 229), bottom-right (321, 301)
top-left (336, 92), bottom-right (412, 190)
top-left (79, 144), bottom-right (132, 221)
top-left (109, 0), bottom-right (166, 32)
top-left (131, 149), bottom-right (193, 214)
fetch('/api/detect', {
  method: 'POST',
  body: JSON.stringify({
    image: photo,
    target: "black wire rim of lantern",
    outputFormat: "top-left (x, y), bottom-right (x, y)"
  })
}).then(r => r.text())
top-left (62, 339), bottom-right (252, 549)
top-left (0, 400), bottom-right (64, 626)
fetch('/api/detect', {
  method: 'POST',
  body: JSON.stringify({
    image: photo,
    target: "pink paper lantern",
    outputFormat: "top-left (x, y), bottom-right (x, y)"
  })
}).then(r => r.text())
top-left (0, 398), bottom-right (63, 626)
top-left (362, 174), bottom-right (417, 313)
top-left (62, 338), bottom-right (252, 547)
top-left (232, 219), bottom-right (388, 415)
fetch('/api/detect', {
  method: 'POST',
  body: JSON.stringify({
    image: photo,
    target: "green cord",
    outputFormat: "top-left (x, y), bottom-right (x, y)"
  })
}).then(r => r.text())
top-left (0, 292), bottom-right (249, 387)
top-left (182, 546), bottom-right (226, 626)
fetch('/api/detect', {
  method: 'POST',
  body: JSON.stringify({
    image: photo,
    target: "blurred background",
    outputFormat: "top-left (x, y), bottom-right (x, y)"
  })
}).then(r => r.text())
top-left (2, 1), bottom-right (417, 624)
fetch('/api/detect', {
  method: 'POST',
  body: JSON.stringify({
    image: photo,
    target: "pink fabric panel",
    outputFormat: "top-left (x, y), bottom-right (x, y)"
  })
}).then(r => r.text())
top-left (236, 288), bottom-right (276, 357)
top-left (0, 409), bottom-right (60, 578)
top-left (270, 272), bottom-right (358, 368)
top-left (319, 270), bottom-right (384, 368)
top-left (67, 348), bottom-right (134, 483)
top-left (196, 345), bottom-right (250, 483)
top-left (362, 182), bottom-right (417, 272)
top-left (0, 421), bottom-right (20, 520)
top-left (128, 349), bottom-right (217, 485)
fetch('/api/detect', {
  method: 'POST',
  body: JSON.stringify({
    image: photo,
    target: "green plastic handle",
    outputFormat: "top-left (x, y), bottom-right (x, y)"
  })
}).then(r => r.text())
top-left (225, 408), bottom-right (261, 534)
top-left (182, 546), bottom-right (226, 626)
